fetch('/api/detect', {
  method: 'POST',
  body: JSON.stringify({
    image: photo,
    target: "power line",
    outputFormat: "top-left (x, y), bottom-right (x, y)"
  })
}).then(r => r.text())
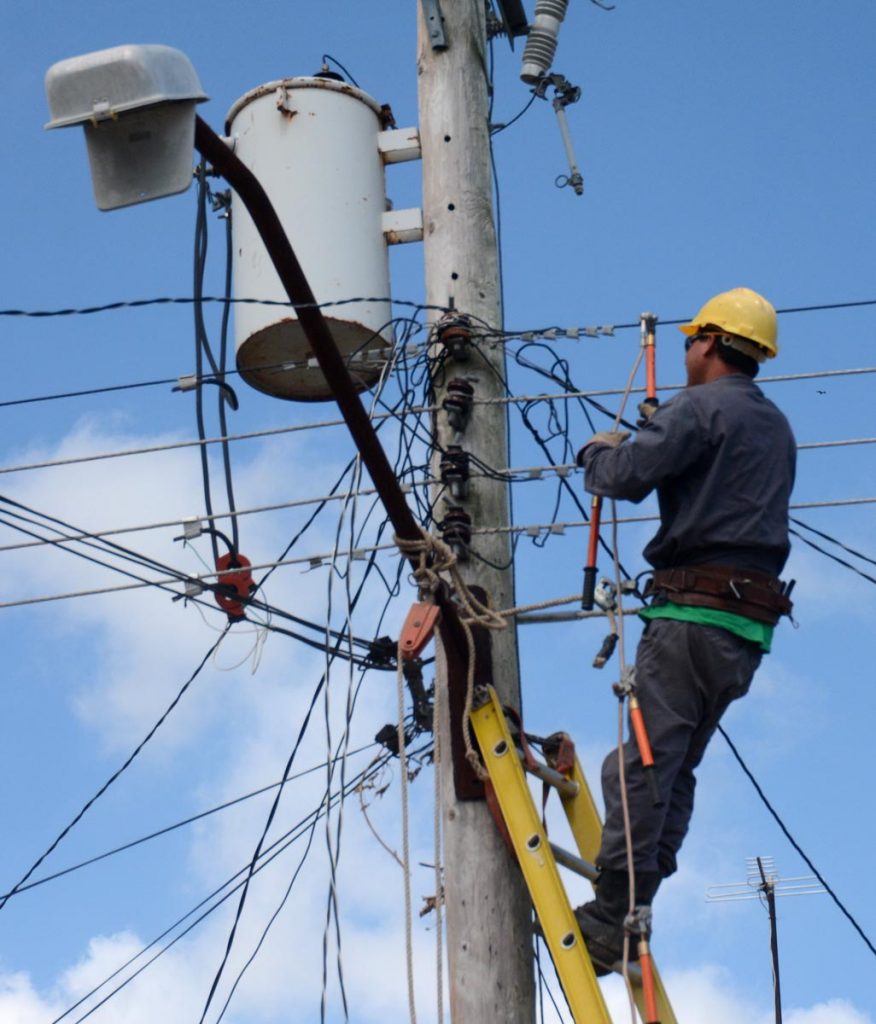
top-left (0, 743), bottom-right (377, 901)
top-left (5, 495), bottom-right (876, 612)
top-left (0, 626), bottom-right (229, 912)
top-left (0, 295), bottom-right (449, 319)
top-left (51, 746), bottom-right (419, 1024)
top-left (719, 725), bottom-right (876, 960)
top-left (2, 294), bottom-right (872, 323)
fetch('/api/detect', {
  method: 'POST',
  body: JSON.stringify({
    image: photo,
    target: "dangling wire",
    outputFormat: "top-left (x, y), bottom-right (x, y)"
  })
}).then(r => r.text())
top-left (193, 166), bottom-right (220, 567)
top-left (217, 194), bottom-right (240, 553)
top-left (193, 168), bottom-right (241, 565)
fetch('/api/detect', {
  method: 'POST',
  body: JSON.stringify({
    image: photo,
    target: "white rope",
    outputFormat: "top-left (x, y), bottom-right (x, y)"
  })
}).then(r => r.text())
top-left (397, 642), bottom-right (418, 1024)
top-left (432, 652), bottom-right (445, 1024)
top-left (606, 344), bottom-right (644, 1021)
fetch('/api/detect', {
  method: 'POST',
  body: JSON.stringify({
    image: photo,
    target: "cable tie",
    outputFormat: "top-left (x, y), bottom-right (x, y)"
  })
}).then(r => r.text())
top-left (549, 524), bottom-right (565, 535)
top-left (525, 526), bottom-right (541, 537)
top-left (543, 329), bottom-right (557, 340)
top-left (175, 374), bottom-right (199, 392)
top-left (521, 332), bottom-right (535, 342)
top-left (351, 549), bottom-right (367, 561)
top-left (600, 325), bottom-right (615, 336)
top-left (583, 326), bottom-right (599, 338)
top-left (528, 469), bottom-right (543, 480)
top-left (556, 466), bottom-right (572, 478)
top-left (566, 327), bottom-right (580, 339)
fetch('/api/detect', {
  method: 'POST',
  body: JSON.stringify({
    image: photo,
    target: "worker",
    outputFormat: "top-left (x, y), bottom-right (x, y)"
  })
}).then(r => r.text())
top-left (574, 287), bottom-right (796, 974)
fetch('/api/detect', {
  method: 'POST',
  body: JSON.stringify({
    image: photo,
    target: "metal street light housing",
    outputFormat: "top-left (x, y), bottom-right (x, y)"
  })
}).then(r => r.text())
top-left (45, 44), bottom-right (208, 210)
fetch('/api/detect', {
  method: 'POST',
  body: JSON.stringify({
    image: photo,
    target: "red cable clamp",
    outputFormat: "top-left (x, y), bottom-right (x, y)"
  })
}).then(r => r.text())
top-left (214, 552), bottom-right (255, 622)
top-left (399, 601), bottom-right (441, 661)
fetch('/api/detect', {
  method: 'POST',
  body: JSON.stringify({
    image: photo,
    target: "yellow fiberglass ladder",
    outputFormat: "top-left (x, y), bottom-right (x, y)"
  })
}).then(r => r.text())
top-left (469, 684), bottom-right (677, 1024)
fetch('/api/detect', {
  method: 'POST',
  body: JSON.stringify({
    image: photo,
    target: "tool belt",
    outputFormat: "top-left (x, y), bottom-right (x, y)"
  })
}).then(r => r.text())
top-left (644, 564), bottom-right (793, 626)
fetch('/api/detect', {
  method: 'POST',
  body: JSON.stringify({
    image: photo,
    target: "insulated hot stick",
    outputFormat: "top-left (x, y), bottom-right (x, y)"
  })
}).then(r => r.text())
top-left (640, 312), bottom-right (658, 421)
top-left (612, 666), bottom-right (663, 808)
top-left (581, 495), bottom-right (602, 609)
top-left (626, 908), bottom-right (661, 1024)
top-left (581, 313), bottom-right (658, 609)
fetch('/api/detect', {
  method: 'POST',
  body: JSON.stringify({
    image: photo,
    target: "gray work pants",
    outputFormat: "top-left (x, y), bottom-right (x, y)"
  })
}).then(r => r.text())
top-left (597, 618), bottom-right (762, 875)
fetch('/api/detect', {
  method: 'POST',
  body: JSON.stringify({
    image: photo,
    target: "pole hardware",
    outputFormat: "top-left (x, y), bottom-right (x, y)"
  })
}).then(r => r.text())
top-left (214, 552), bottom-right (255, 622)
top-left (638, 313), bottom-right (660, 425)
top-left (440, 445), bottom-right (471, 500)
top-left (491, 0), bottom-right (530, 45)
top-left (403, 657), bottom-right (434, 731)
top-left (534, 72), bottom-right (584, 195)
top-left (400, 601), bottom-right (442, 660)
top-left (443, 377), bottom-right (475, 433)
top-left (613, 666), bottom-right (663, 808)
top-left (438, 506), bottom-right (472, 561)
top-left (436, 313), bottom-right (474, 362)
top-left (420, 0), bottom-right (449, 50)
top-left (624, 907), bottom-right (661, 1024)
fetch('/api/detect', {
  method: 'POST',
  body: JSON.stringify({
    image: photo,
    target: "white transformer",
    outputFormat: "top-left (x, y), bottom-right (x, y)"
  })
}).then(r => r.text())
top-left (226, 75), bottom-right (421, 401)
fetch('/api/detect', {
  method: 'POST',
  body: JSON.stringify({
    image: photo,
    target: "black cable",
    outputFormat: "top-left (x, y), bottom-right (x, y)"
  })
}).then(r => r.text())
top-left (718, 725), bottom-right (876, 960)
top-left (0, 497), bottom-right (397, 675)
top-left (216, 194), bottom-right (240, 553)
top-left (0, 744), bottom-right (376, 901)
top-left (52, 747), bottom-right (415, 1024)
top-left (320, 53), bottom-right (361, 88)
top-left (0, 295), bottom-right (453, 317)
top-left (0, 625), bottom-right (230, 912)
top-left (196, 525), bottom-right (391, 1021)
top-left (789, 528), bottom-right (876, 587)
top-left (219, 568), bottom-right (411, 1023)
top-left (491, 90), bottom-right (538, 136)
top-left (790, 516), bottom-right (876, 569)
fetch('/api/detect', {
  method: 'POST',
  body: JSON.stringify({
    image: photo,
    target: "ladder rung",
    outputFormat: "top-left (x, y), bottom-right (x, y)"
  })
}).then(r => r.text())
top-left (549, 842), bottom-right (598, 882)
top-left (525, 758), bottom-right (580, 798)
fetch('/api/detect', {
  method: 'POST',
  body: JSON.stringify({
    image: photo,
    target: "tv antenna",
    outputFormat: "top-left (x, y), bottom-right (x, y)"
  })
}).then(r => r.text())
top-left (707, 856), bottom-right (826, 1024)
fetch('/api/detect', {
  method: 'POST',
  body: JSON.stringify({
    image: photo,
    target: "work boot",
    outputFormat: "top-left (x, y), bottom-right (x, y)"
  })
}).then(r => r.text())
top-left (574, 869), bottom-right (663, 977)
top-left (574, 868), bottom-right (630, 976)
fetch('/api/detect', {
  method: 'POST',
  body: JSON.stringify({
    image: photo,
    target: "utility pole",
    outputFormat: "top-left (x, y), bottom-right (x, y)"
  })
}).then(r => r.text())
top-left (417, 1), bottom-right (536, 1021)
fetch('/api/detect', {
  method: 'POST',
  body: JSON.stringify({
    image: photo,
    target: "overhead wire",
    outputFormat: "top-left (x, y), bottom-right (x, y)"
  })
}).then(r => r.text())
top-left (718, 725), bottom-right (876, 960)
top-left (51, 744), bottom-right (432, 1024)
top-left (0, 743), bottom-right (378, 902)
top-left (0, 625), bottom-right (230, 912)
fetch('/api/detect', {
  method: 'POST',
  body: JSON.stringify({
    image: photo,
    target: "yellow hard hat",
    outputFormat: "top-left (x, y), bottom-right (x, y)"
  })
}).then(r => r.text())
top-left (679, 287), bottom-right (778, 358)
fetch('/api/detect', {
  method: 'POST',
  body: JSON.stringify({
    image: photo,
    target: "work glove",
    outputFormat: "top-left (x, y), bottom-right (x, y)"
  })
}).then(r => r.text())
top-left (575, 430), bottom-right (630, 466)
top-left (636, 397), bottom-right (659, 428)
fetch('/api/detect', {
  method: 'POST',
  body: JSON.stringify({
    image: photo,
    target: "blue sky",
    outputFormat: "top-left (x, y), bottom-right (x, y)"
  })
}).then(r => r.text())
top-left (1, 2), bottom-right (875, 1022)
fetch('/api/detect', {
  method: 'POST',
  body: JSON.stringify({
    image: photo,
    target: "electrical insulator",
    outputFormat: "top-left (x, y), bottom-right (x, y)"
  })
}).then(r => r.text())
top-left (439, 445), bottom-right (471, 500)
top-left (439, 506), bottom-right (472, 562)
top-left (520, 0), bottom-right (570, 84)
top-left (436, 315), bottom-right (473, 363)
top-left (443, 378), bottom-right (475, 433)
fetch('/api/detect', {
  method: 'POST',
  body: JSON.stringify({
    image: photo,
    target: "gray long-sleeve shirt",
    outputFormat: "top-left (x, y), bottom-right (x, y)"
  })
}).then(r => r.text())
top-left (580, 374), bottom-right (796, 574)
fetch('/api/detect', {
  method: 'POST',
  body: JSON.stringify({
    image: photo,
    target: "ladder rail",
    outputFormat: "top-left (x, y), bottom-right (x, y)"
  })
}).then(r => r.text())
top-left (470, 686), bottom-right (613, 1024)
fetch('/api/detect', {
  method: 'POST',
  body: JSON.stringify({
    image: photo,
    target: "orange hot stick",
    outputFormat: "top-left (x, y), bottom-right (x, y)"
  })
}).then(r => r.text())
top-left (581, 494), bottom-right (602, 609)
top-left (638, 944), bottom-right (661, 1024)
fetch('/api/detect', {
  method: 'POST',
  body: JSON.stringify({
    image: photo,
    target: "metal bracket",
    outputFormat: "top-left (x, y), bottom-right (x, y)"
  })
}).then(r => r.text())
top-left (421, 0), bottom-right (448, 50)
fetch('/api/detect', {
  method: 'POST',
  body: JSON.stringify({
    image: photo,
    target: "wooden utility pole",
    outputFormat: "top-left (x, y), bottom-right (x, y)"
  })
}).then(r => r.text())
top-left (417, 1), bottom-right (536, 1020)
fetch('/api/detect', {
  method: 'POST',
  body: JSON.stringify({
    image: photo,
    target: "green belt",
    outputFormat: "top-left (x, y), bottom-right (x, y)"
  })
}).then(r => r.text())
top-left (639, 600), bottom-right (774, 653)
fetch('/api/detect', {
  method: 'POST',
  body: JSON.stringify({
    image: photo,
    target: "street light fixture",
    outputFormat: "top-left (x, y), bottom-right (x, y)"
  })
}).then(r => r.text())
top-left (44, 44), bottom-right (207, 210)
